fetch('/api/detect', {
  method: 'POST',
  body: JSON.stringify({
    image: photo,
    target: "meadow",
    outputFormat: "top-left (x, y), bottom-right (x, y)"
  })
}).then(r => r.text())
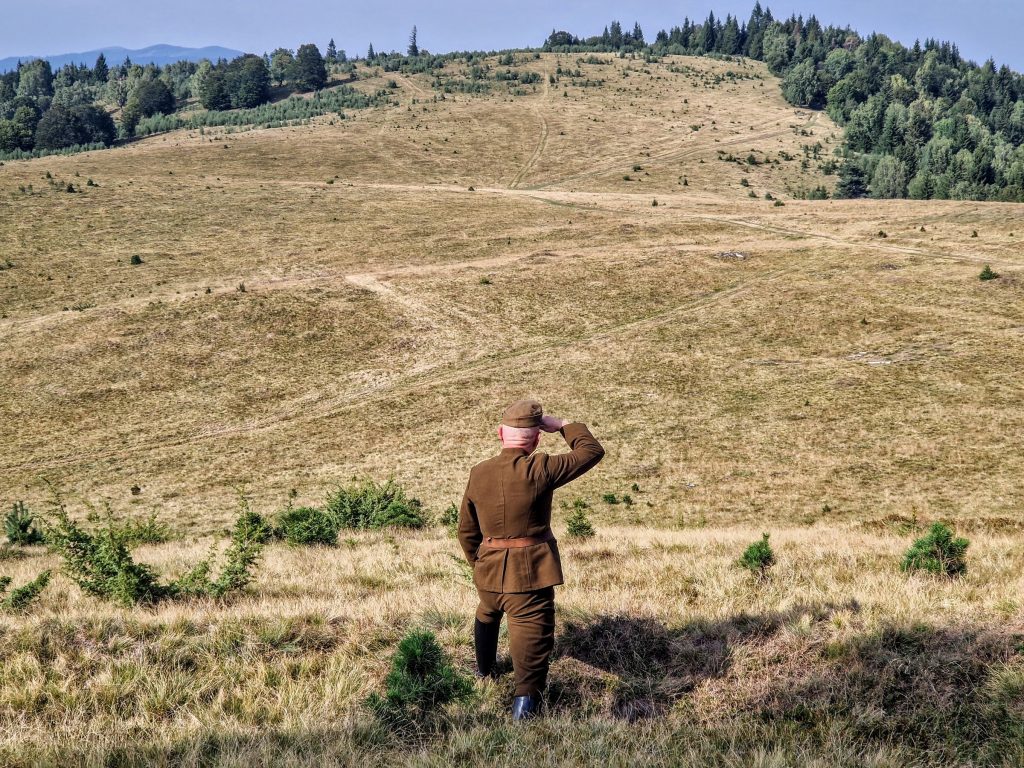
top-left (1, 52), bottom-right (1022, 766)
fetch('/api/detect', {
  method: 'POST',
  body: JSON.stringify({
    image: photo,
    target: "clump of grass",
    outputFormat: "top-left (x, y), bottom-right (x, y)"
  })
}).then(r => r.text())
top-left (275, 504), bottom-right (338, 546)
top-left (366, 628), bottom-right (473, 730)
top-left (901, 522), bottom-right (969, 578)
top-left (5, 501), bottom-right (45, 546)
top-left (479, 276), bottom-right (492, 285)
top-left (1, 570), bottom-right (51, 611)
top-left (325, 479), bottom-right (426, 530)
top-left (979, 265), bottom-right (1000, 281)
top-left (738, 533), bottom-right (775, 579)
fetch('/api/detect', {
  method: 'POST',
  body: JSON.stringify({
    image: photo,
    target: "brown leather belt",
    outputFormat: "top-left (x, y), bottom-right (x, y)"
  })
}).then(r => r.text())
top-left (482, 530), bottom-right (554, 549)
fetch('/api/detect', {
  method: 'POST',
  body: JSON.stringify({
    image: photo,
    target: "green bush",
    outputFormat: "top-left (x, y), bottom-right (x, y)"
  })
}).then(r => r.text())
top-left (276, 505), bottom-right (338, 546)
top-left (366, 628), bottom-right (473, 729)
top-left (1, 570), bottom-right (51, 611)
top-left (114, 513), bottom-right (170, 545)
top-left (5, 501), bottom-right (45, 545)
top-left (47, 495), bottom-right (266, 605)
top-left (175, 504), bottom-right (268, 598)
top-left (601, 492), bottom-right (619, 505)
top-left (901, 522), bottom-right (969, 578)
top-left (979, 265), bottom-right (1000, 281)
top-left (738, 533), bottom-right (775, 578)
top-left (566, 507), bottom-right (596, 539)
top-left (439, 503), bottom-right (459, 536)
top-left (326, 479), bottom-right (426, 530)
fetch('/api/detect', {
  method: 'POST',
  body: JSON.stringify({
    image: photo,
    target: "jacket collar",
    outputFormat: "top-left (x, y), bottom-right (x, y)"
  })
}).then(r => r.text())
top-left (500, 447), bottom-right (531, 456)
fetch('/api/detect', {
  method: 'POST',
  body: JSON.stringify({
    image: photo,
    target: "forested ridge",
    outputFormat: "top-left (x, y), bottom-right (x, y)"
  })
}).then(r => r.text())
top-left (545, 5), bottom-right (1024, 202)
top-left (5, 5), bottom-right (1024, 202)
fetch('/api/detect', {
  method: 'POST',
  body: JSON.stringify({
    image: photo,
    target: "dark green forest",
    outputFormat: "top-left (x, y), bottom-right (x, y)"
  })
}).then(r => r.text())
top-left (4, 6), bottom-right (1024, 202)
top-left (544, 5), bottom-right (1024, 202)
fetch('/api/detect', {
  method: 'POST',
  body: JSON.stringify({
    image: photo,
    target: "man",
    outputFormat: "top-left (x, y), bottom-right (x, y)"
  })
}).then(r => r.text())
top-left (458, 399), bottom-right (605, 720)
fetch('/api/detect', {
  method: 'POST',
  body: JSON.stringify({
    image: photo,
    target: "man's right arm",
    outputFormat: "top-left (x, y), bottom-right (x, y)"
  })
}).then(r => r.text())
top-left (457, 473), bottom-right (482, 564)
top-left (543, 422), bottom-right (605, 488)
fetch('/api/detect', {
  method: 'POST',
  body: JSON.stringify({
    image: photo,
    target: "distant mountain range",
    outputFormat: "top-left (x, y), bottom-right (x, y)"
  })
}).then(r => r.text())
top-left (0, 44), bottom-right (246, 73)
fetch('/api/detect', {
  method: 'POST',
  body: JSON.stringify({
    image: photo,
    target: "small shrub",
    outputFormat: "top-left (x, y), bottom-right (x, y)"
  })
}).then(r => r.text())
top-left (652, 198), bottom-right (658, 207)
top-left (566, 507), bottom-right (596, 539)
top-left (47, 493), bottom-right (266, 605)
top-left (878, 230), bottom-right (887, 238)
top-left (130, 254), bottom-right (144, 265)
top-left (439, 503), bottom-right (459, 535)
top-left (276, 505), bottom-right (338, 546)
top-left (1, 570), bottom-right (51, 611)
top-left (901, 522), bottom-right (969, 578)
top-left (5, 501), bottom-right (45, 546)
top-left (478, 276), bottom-right (492, 285)
top-left (115, 513), bottom-right (170, 545)
top-left (774, 199), bottom-right (785, 207)
top-left (366, 628), bottom-right (473, 729)
top-left (623, 175), bottom-right (632, 181)
top-left (738, 533), bottom-right (775, 579)
top-left (601, 492), bottom-right (619, 505)
top-left (326, 478), bottom-right (426, 530)
top-left (971, 230), bottom-right (978, 238)
top-left (47, 508), bottom-right (170, 606)
top-left (622, 494), bottom-right (634, 507)
top-left (740, 178), bottom-right (749, 187)
top-left (979, 265), bottom-right (1000, 281)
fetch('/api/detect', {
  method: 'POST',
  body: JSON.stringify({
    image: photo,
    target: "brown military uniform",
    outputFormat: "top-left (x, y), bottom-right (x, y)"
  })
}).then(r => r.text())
top-left (458, 420), bottom-right (604, 696)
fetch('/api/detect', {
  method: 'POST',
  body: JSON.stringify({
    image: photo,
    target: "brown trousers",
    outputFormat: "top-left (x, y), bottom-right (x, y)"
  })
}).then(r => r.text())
top-left (475, 586), bottom-right (556, 697)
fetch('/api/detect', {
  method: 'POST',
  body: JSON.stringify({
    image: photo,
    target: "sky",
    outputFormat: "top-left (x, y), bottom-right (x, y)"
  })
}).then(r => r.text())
top-left (2, 0), bottom-right (1022, 72)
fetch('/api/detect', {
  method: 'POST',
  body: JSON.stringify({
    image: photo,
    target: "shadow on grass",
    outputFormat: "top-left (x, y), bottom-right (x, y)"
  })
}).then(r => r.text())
top-left (549, 600), bottom-right (861, 721)
top-left (549, 598), bottom-right (1024, 757)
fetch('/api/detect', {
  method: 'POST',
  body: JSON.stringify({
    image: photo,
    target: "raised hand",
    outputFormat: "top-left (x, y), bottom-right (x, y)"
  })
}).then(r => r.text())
top-left (540, 415), bottom-right (569, 433)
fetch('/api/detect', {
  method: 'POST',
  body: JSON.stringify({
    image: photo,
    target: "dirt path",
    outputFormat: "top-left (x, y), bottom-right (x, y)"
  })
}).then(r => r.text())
top-left (509, 73), bottom-right (552, 189)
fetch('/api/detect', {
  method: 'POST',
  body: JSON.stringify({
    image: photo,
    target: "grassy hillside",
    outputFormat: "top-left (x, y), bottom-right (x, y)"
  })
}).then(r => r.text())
top-left (1, 53), bottom-right (1022, 765)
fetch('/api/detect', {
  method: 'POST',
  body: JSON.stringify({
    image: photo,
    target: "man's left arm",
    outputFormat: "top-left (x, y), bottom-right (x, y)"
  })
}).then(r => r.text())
top-left (457, 477), bottom-right (482, 564)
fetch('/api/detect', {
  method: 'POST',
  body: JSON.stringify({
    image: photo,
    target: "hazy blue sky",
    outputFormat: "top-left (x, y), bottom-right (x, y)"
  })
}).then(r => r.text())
top-left (3, 1), bottom-right (1022, 71)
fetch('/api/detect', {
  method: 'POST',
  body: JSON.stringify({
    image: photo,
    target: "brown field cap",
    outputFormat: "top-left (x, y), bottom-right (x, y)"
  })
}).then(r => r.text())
top-left (502, 399), bottom-right (544, 428)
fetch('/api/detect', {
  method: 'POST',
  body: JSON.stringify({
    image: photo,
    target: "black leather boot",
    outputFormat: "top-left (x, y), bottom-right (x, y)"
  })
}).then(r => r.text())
top-left (512, 694), bottom-right (542, 721)
top-left (474, 619), bottom-right (500, 679)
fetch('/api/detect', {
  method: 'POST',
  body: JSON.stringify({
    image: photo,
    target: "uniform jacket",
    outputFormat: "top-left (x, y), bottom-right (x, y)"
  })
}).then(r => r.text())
top-left (458, 423), bottom-right (605, 593)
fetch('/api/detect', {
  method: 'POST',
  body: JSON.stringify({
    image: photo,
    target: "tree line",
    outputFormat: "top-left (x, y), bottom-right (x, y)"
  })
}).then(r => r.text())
top-left (0, 41), bottom-right (346, 157)
top-left (545, 4), bottom-right (1024, 202)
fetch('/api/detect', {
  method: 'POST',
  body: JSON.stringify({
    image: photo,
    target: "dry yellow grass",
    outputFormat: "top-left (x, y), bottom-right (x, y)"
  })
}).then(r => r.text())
top-left (1, 52), bottom-right (1023, 765)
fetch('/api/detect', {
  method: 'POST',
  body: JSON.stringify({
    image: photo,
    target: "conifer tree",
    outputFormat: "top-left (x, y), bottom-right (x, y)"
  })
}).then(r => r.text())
top-left (93, 52), bottom-right (108, 84)
top-left (408, 26), bottom-right (419, 57)
top-left (326, 39), bottom-right (338, 63)
top-left (367, 42), bottom-right (376, 61)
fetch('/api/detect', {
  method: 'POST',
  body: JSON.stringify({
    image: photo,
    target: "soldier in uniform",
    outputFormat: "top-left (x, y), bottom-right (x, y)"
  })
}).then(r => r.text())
top-left (458, 399), bottom-right (605, 720)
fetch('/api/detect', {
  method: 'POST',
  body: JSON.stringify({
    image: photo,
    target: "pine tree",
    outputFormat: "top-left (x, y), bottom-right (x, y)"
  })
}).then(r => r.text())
top-left (632, 22), bottom-right (645, 46)
top-left (367, 43), bottom-right (376, 61)
top-left (408, 26), bottom-right (419, 57)
top-left (609, 21), bottom-right (623, 49)
top-left (93, 52), bottom-right (108, 84)
top-left (326, 39), bottom-right (338, 63)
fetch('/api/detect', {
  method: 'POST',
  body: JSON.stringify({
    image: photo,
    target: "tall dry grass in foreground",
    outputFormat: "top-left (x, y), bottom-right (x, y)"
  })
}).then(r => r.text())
top-left (1, 524), bottom-right (1021, 766)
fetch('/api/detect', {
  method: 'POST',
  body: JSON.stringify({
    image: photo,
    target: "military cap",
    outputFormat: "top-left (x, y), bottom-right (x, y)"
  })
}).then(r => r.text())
top-left (501, 399), bottom-right (544, 428)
